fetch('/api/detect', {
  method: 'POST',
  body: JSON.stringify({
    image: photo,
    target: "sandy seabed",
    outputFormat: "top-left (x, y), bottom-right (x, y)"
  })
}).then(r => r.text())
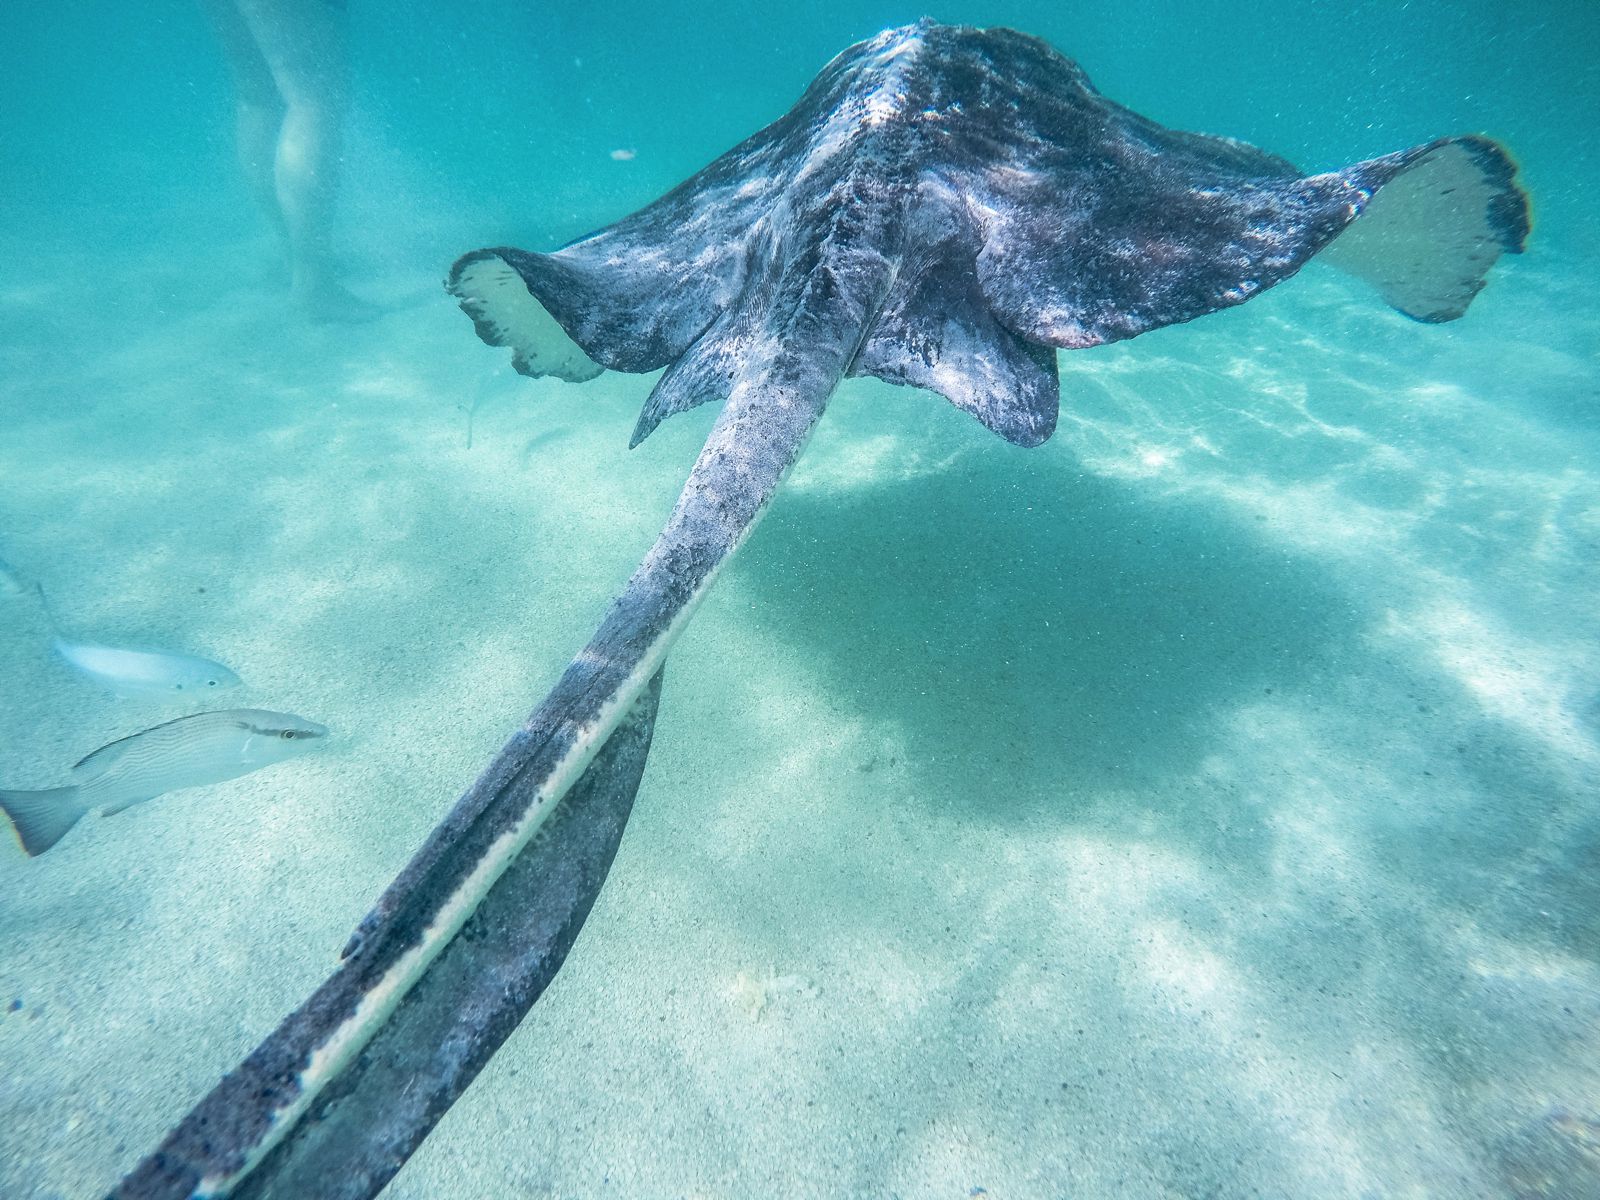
top-left (0, 220), bottom-right (1596, 1199)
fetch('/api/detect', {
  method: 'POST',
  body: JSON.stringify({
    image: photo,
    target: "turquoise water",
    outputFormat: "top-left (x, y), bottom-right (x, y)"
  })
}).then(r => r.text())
top-left (2, 2), bottom-right (1598, 1197)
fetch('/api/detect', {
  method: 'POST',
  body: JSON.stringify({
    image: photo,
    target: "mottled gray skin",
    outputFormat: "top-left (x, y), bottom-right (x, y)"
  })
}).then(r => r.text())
top-left (459, 23), bottom-right (1524, 447)
top-left (114, 675), bottom-right (662, 1200)
top-left (231, 672), bottom-right (663, 1200)
top-left (113, 20), bottom-right (1527, 1200)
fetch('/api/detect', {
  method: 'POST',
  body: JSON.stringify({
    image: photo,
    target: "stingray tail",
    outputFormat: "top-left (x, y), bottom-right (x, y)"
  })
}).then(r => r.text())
top-left (339, 302), bottom-right (855, 951)
top-left (0, 786), bottom-right (88, 856)
top-left (112, 260), bottom-right (881, 1197)
top-left (114, 669), bottom-right (665, 1200)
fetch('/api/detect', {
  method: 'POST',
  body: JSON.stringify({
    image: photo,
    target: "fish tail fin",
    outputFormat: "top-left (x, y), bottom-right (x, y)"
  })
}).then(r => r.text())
top-left (0, 786), bottom-right (88, 856)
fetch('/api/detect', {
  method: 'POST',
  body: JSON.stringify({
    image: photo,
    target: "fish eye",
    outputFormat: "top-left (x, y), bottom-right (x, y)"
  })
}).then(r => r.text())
top-left (281, 730), bottom-right (297, 740)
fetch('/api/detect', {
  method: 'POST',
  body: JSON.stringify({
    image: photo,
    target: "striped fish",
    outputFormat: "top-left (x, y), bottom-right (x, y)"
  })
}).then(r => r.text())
top-left (0, 709), bottom-right (327, 856)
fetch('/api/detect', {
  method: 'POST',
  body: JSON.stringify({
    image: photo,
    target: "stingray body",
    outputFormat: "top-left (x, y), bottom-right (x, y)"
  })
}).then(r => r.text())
top-left (114, 22), bottom-right (1526, 1199)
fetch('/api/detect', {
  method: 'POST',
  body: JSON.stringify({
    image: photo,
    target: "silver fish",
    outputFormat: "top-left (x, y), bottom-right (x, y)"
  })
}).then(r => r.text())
top-left (52, 636), bottom-right (243, 696)
top-left (34, 583), bottom-right (243, 696)
top-left (0, 708), bottom-right (328, 855)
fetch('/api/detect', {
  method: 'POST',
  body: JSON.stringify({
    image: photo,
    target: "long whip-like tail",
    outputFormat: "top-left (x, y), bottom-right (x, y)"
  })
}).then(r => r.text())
top-left (230, 666), bottom-right (665, 1200)
top-left (110, 344), bottom-right (841, 1200)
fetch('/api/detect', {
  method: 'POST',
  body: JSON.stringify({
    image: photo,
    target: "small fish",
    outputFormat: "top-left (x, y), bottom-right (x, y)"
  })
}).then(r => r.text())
top-left (53, 637), bottom-right (242, 696)
top-left (0, 708), bottom-right (328, 856)
top-left (37, 583), bottom-right (242, 695)
top-left (609, 147), bottom-right (636, 162)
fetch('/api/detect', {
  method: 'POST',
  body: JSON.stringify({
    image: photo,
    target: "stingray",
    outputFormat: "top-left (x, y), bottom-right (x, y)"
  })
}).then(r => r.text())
top-left (113, 20), bottom-right (1527, 1199)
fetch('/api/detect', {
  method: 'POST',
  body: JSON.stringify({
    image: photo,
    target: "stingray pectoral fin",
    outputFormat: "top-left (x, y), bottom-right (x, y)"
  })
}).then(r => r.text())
top-left (447, 250), bottom-right (606, 382)
top-left (449, 233), bottom-right (744, 379)
top-left (972, 119), bottom-right (1527, 350)
top-left (1321, 135), bottom-right (1530, 322)
top-left (969, 125), bottom-right (1363, 350)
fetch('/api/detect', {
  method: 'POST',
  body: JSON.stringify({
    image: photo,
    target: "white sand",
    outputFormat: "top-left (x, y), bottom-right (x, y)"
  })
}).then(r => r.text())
top-left (1, 213), bottom-right (1597, 1200)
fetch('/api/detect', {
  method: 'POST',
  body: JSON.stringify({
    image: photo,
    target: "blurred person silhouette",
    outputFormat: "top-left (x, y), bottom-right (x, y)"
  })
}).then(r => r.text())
top-left (200, 0), bottom-right (378, 321)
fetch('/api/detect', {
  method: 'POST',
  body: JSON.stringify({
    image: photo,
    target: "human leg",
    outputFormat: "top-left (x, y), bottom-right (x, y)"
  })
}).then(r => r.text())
top-left (197, 0), bottom-right (287, 241)
top-left (236, 0), bottom-right (375, 319)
